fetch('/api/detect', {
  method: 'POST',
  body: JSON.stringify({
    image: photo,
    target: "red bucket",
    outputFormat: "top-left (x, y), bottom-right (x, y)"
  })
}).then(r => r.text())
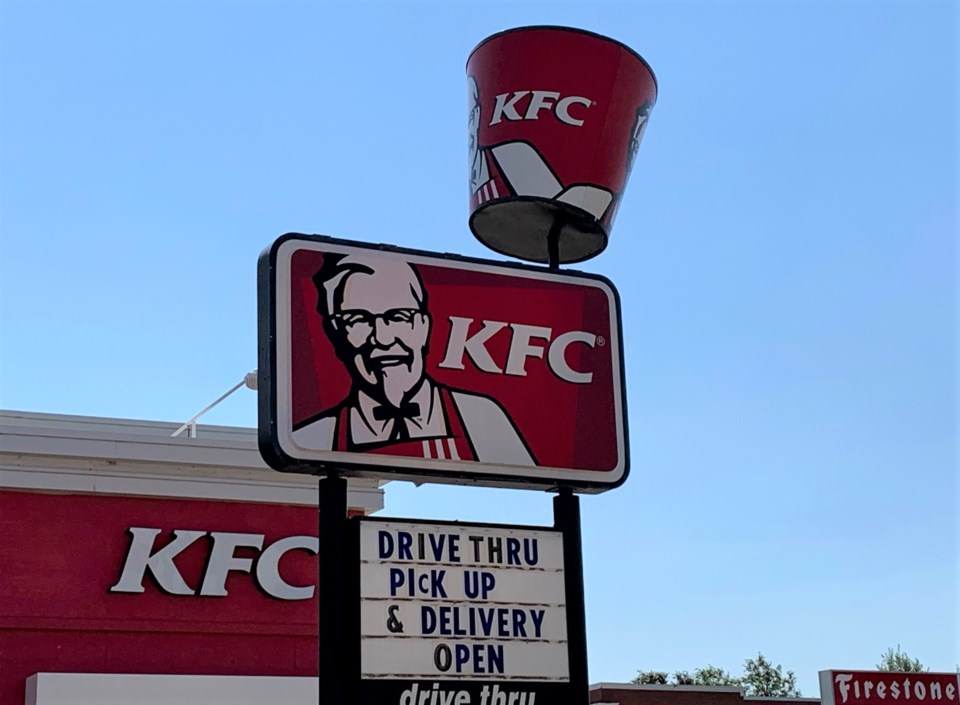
top-left (467, 26), bottom-right (657, 264)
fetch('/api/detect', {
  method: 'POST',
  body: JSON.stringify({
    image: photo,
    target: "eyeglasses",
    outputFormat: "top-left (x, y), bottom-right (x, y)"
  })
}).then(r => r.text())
top-left (332, 308), bottom-right (421, 335)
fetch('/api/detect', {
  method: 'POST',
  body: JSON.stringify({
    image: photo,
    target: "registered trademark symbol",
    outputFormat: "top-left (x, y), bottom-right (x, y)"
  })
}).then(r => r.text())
top-left (597, 336), bottom-right (605, 346)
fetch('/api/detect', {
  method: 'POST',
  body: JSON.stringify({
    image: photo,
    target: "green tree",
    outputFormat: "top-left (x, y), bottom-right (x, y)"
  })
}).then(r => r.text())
top-left (692, 665), bottom-right (742, 686)
top-left (877, 646), bottom-right (926, 672)
top-left (741, 653), bottom-right (801, 697)
top-left (634, 656), bottom-right (799, 696)
top-left (635, 666), bottom-right (742, 687)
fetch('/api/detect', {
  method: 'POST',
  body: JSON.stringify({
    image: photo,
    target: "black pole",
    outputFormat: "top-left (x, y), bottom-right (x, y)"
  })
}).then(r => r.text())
top-left (547, 219), bottom-right (562, 270)
top-left (318, 472), bottom-right (349, 705)
top-left (548, 222), bottom-right (586, 701)
top-left (554, 486), bottom-right (588, 704)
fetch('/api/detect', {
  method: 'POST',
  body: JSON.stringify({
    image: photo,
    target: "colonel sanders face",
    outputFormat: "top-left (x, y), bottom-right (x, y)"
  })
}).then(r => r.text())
top-left (468, 76), bottom-right (483, 190)
top-left (322, 258), bottom-right (431, 409)
top-left (626, 101), bottom-right (653, 178)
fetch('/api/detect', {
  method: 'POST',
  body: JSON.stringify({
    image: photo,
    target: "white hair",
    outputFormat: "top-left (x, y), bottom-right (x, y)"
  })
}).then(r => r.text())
top-left (320, 255), bottom-right (425, 318)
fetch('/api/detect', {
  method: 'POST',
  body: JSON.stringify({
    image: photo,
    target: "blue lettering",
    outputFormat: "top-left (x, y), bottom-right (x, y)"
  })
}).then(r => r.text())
top-left (512, 609), bottom-right (527, 637)
top-left (452, 606), bottom-right (466, 636)
top-left (506, 537), bottom-right (521, 565)
top-left (523, 538), bottom-right (539, 566)
top-left (480, 571), bottom-right (495, 599)
top-left (530, 609), bottom-right (545, 638)
top-left (428, 533), bottom-right (445, 561)
top-left (378, 531), bottom-right (394, 559)
top-left (455, 644), bottom-right (470, 673)
top-left (497, 608), bottom-right (509, 637)
top-left (431, 569), bottom-right (448, 598)
top-left (478, 607), bottom-right (495, 635)
top-left (397, 532), bottom-right (413, 560)
top-left (464, 570), bottom-right (481, 599)
top-left (487, 645), bottom-right (504, 674)
top-left (421, 606), bottom-right (437, 634)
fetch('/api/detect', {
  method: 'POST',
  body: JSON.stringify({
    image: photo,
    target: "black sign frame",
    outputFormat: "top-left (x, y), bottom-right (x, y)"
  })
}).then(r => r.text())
top-left (350, 513), bottom-right (584, 705)
top-left (257, 232), bottom-right (630, 493)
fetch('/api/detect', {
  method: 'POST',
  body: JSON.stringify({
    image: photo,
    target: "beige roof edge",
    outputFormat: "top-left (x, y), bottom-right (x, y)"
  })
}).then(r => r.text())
top-left (0, 408), bottom-right (385, 512)
top-left (0, 408), bottom-right (261, 440)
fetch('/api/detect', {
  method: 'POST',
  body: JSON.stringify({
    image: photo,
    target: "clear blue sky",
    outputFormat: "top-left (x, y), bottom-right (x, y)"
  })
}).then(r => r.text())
top-left (0, 0), bottom-right (955, 694)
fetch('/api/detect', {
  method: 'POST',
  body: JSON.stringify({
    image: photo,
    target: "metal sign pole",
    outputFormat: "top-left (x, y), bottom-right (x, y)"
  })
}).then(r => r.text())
top-left (318, 472), bottom-right (350, 704)
top-left (555, 489), bottom-right (588, 704)
top-left (549, 227), bottom-right (589, 703)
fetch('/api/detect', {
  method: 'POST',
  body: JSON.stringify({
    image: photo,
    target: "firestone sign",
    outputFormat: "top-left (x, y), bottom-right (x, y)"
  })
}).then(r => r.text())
top-left (820, 671), bottom-right (960, 705)
top-left (258, 234), bottom-right (628, 491)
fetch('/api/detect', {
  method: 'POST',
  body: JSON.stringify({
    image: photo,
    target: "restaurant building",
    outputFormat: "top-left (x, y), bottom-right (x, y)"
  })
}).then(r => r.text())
top-left (1, 410), bottom-right (825, 705)
top-left (0, 409), bottom-right (381, 705)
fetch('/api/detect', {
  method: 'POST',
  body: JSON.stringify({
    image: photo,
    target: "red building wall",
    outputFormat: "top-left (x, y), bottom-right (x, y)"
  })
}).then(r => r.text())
top-left (0, 490), bottom-right (333, 705)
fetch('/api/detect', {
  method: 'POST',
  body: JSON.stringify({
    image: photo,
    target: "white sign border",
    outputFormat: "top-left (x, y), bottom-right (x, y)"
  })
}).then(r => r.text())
top-left (357, 517), bottom-right (570, 682)
top-left (259, 233), bottom-right (629, 492)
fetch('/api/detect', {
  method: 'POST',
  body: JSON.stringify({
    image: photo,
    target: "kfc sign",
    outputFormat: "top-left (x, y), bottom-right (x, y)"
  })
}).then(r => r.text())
top-left (111, 527), bottom-right (319, 601)
top-left (820, 671), bottom-right (960, 705)
top-left (489, 90), bottom-right (593, 126)
top-left (258, 234), bottom-right (628, 491)
top-left (438, 317), bottom-right (598, 383)
top-left (467, 27), bottom-right (657, 264)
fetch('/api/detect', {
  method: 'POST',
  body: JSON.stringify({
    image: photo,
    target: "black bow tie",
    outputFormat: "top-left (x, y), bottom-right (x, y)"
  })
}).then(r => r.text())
top-left (372, 402), bottom-right (421, 442)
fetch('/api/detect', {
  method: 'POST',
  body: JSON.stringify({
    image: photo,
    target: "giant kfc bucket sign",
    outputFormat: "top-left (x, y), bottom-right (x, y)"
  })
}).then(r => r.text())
top-left (258, 234), bottom-right (627, 491)
top-left (467, 26), bottom-right (657, 264)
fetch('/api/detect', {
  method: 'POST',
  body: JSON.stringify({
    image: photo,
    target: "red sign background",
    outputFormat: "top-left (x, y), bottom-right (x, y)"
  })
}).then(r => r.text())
top-left (287, 247), bottom-right (621, 473)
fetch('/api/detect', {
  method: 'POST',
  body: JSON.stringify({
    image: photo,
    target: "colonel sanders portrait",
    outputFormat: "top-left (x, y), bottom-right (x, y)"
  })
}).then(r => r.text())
top-left (292, 254), bottom-right (536, 465)
top-left (625, 100), bottom-right (653, 178)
